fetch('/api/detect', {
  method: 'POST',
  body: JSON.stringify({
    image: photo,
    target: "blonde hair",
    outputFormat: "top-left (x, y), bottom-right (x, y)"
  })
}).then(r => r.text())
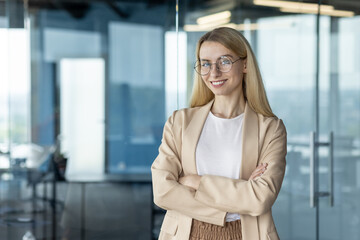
top-left (189, 27), bottom-right (275, 118)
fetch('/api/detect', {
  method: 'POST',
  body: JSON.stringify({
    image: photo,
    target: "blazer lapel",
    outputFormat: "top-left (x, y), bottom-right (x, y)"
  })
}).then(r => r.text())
top-left (182, 99), bottom-right (214, 175)
top-left (240, 103), bottom-right (260, 240)
top-left (240, 102), bottom-right (259, 180)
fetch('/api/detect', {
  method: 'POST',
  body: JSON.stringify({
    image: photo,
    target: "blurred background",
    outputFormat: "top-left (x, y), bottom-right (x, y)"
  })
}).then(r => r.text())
top-left (0, 0), bottom-right (359, 239)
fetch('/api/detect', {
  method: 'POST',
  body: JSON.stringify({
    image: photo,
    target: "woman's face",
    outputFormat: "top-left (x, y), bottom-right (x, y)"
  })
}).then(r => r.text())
top-left (199, 41), bottom-right (246, 98)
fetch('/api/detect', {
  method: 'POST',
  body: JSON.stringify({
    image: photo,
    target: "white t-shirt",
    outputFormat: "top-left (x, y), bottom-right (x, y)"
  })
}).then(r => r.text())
top-left (196, 111), bottom-right (244, 222)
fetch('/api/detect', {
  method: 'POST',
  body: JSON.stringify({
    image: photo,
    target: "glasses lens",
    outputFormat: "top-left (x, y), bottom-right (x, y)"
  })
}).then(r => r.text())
top-left (195, 60), bottom-right (211, 75)
top-left (217, 57), bottom-right (232, 73)
top-left (194, 56), bottom-right (234, 75)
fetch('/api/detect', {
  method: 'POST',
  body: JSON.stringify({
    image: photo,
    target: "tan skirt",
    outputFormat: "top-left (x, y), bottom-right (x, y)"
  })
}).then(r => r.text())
top-left (189, 219), bottom-right (242, 240)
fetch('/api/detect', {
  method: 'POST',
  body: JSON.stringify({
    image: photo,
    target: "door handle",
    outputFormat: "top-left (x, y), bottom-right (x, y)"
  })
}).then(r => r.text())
top-left (309, 131), bottom-right (334, 208)
top-left (329, 131), bottom-right (334, 206)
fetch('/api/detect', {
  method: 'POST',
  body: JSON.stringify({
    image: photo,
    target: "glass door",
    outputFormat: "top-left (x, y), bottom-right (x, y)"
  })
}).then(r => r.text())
top-left (258, 14), bottom-right (318, 240)
top-left (318, 11), bottom-right (360, 240)
top-left (253, 3), bottom-right (360, 240)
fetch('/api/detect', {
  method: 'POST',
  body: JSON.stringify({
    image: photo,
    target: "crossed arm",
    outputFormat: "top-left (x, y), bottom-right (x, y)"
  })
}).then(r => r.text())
top-left (178, 163), bottom-right (268, 190)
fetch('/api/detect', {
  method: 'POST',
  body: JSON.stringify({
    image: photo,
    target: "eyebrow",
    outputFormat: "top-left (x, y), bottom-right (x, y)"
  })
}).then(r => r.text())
top-left (200, 54), bottom-right (234, 61)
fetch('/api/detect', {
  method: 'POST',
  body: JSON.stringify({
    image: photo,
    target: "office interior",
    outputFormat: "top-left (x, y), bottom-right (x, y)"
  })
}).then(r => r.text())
top-left (0, 0), bottom-right (359, 239)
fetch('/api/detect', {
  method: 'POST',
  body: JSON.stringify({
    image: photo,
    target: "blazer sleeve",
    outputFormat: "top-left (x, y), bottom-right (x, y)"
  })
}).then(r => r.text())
top-left (194, 119), bottom-right (287, 216)
top-left (151, 111), bottom-right (227, 226)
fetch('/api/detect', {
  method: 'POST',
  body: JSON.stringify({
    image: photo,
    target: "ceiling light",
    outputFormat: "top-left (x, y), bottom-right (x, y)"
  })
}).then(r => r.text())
top-left (185, 17), bottom-right (231, 32)
top-left (254, 0), bottom-right (334, 11)
top-left (184, 21), bottom-right (293, 32)
top-left (254, 0), bottom-right (354, 17)
top-left (196, 11), bottom-right (232, 25)
top-left (280, 7), bottom-right (355, 17)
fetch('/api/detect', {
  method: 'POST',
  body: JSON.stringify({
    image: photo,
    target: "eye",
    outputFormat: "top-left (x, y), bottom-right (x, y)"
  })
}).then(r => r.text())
top-left (219, 58), bottom-right (231, 65)
top-left (200, 62), bottom-right (211, 68)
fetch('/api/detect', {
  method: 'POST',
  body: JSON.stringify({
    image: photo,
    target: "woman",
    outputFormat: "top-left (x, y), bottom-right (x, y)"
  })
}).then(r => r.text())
top-left (151, 27), bottom-right (287, 240)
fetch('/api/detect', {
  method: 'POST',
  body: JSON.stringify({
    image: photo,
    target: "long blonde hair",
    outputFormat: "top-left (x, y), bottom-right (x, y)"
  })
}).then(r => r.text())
top-left (189, 27), bottom-right (275, 118)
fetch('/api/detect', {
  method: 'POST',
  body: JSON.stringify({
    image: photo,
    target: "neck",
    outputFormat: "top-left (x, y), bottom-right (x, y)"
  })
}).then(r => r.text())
top-left (211, 93), bottom-right (246, 119)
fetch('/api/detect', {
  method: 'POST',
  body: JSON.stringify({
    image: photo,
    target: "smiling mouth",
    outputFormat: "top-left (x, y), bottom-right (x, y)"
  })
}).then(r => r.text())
top-left (211, 80), bottom-right (227, 86)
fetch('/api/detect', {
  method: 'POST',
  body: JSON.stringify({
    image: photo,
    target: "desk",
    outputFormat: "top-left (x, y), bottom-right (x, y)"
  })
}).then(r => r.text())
top-left (66, 173), bottom-right (152, 240)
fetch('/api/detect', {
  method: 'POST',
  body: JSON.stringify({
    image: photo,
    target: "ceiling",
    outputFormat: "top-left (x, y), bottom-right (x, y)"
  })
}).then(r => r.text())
top-left (1, 0), bottom-right (359, 21)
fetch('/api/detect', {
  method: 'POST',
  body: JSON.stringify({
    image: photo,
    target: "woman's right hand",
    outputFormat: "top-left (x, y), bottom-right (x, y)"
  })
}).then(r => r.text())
top-left (249, 163), bottom-right (268, 180)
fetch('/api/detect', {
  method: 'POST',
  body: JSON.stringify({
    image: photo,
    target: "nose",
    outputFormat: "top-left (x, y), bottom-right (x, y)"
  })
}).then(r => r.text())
top-left (209, 63), bottom-right (221, 77)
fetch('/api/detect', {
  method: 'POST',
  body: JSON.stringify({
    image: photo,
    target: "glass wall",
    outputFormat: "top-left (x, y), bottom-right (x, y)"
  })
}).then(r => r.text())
top-left (1, 1), bottom-right (177, 239)
top-left (1, 0), bottom-right (360, 239)
top-left (25, 1), bottom-right (176, 175)
top-left (318, 14), bottom-right (360, 240)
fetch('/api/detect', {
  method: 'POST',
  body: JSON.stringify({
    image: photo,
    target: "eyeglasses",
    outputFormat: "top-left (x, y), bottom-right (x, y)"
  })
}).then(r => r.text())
top-left (194, 56), bottom-right (244, 76)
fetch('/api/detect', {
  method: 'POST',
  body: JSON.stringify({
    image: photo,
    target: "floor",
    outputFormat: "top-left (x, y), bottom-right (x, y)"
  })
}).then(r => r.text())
top-left (0, 177), bottom-right (164, 240)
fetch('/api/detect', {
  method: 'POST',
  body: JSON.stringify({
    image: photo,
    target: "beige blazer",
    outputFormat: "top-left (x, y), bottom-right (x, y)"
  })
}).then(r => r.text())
top-left (151, 99), bottom-right (287, 240)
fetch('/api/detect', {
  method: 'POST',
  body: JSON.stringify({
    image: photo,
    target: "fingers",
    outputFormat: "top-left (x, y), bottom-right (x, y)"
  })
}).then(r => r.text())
top-left (259, 162), bottom-right (268, 168)
top-left (253, 163), bottom-right (268, 175)
top-left (249, 171), bottom-right (263, 180)
top-left (249, 163), bottom-right (268, 180)
top-left (256, 163), bottom-right (267, 170)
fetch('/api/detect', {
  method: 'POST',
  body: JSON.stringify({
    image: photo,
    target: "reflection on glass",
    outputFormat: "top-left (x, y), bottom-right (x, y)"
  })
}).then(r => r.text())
top-left (107, 22), bottom-right (164, 173)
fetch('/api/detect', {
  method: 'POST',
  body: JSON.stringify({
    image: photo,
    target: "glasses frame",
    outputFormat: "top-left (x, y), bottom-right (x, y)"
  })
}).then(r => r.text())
top-left (194, 56), bottom-right (245, 76)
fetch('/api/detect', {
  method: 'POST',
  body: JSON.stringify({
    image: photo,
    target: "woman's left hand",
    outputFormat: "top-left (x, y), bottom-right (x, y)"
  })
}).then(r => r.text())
top-left (178, 175), bottom-right (201, 190)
